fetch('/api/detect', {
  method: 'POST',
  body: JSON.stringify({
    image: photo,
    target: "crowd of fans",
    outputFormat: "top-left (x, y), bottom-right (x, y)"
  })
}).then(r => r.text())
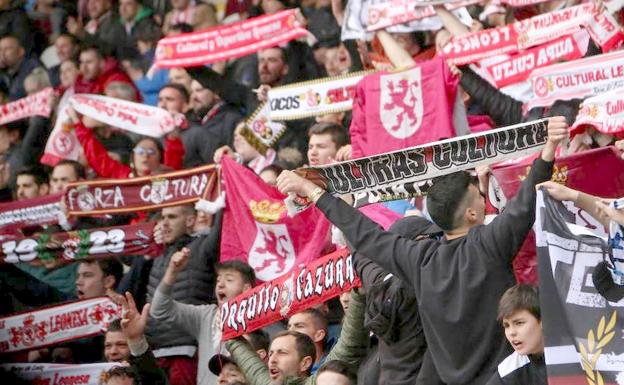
top-left (1, 0), bottom-right (624, 384)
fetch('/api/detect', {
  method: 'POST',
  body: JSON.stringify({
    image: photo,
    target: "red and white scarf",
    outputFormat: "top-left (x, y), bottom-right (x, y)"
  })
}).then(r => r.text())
top-left (0, 297), bottom-right (121, 353)
top-left (527, 49), bottom-right (624, 110)
top-left (441, 3), bottom-right (623, 65)
top-left (42, 94), bottom-right (181, 165)
top-left (1, 362), bottom-right (120, 385)
top-left (154, 10), bottom-right (309, 68)
top-left (571, 86), bottom-right (624, 136)
top-left (0, 88), bottom-right (54, 125)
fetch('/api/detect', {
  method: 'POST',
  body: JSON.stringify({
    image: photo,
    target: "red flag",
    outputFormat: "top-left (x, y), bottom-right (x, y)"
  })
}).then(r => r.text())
top-left (491, 147), bottom-right (624, 284)
top-left (350, 57), bottom-right (458, 158)
top-left (220, 157), bottom-right (332, 281)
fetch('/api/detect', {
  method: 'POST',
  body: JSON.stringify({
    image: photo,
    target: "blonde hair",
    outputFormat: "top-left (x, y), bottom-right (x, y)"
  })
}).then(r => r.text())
top-left (24, 67), bottom-right (51, 92)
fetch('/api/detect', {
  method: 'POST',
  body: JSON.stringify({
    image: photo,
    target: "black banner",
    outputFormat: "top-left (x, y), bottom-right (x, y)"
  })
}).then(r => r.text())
top-left (536, 190), bottom-right (624, 385)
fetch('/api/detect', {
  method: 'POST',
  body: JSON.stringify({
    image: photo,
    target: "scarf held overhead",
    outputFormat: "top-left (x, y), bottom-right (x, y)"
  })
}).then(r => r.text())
top-left (221, 248), bottom-right (359, 340)
top-left (154, 9), bottom-right (308, 68)
top-left (298, 119), bottom-right (548, 197)
top-left (1, 363), bottom-right (120, 385)
top-left (0, 88), bottom-right (54, 125)
top-left (64, 164), bottom-right (218, 216)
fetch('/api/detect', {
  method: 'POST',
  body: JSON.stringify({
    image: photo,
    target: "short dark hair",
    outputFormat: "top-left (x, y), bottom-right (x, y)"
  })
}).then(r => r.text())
top-left (17, 165), bottom-right (49, 186)
top-left (107, 318), bottom-right (122, 333)
top-left (0, 34), bottom-right (22, 47)
top-left (79, 43), bottom-right (105, 58)
top-left (170, 23), bottom-right (194, 34)
top-left (53, 160), bottom-right (85, 180)
top-left (426, 171), bottom-right (478, 231)
top-left (272, 331), bottom-right (316, 372)
top-left (247, 329), bottom-right (270, 352)
top-left (106, 366), bottom-right (137, 384)
top-left (307, 122), bottom-right (349, 149)
top-left (215, 260), bottom-right (256, 286)
top-left (317, 360), bottom-right (357, 385)
top-left (293, 308), bottom-right (328, 332)
top-left (497, 284), bottom-right (541, 322)
top-left (78, 259), bottom-right (124, 288)
top-left (161, 83), bottom-right (190, 103)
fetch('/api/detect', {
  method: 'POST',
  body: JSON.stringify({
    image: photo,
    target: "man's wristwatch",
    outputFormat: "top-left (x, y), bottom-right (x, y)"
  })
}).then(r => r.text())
top-left (307, 187), bottom-right (325, 203)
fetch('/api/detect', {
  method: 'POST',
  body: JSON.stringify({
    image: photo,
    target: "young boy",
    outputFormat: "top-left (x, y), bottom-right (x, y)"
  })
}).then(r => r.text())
top-left (486, 284), bottom-right (546, 385)
top-left (150, 248), bottom-right (256, 385)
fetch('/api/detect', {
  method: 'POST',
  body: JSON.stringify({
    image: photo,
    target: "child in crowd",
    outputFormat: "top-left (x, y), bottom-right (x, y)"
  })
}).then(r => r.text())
top-left (487, 284), bottom-right (546, 385)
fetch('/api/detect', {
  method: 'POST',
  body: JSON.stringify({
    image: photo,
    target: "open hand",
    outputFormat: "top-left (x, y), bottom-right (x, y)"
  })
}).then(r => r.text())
top-left (108, 291), bottom-right (150, 342)
top-left (276, 170), bottom-right (319, 197)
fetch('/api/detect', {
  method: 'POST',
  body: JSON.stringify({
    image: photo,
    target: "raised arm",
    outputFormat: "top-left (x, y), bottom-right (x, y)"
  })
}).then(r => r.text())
top-left (225, 338), bottom-right (272, 385)
top-left (481, 117), bottom-right (568, 263)
top-left (150, 248), bottom-right (213, 338)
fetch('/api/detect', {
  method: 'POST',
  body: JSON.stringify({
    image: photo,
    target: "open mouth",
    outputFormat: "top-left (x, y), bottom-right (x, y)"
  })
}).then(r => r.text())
top-left (77, 290), bottom-right (85, 298)
top-left (216, 291), bottom-right (227, 303)
top-left (269, 368), bottom-right (280, 379)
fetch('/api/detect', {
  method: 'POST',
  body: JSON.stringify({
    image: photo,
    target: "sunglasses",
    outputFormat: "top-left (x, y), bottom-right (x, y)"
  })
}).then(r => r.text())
top-left (133, 147), bottom-right (157, 156)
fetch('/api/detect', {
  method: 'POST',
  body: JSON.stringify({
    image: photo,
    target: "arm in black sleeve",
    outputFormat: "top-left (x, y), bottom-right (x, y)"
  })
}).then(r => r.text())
top-left (480, 157), bottom-right (554, 264)
top-left (186, 66), bottom-right (257, 112)
top-left (315, 194), bottom-right (435, 287)
top-left (129, 350), bottom-right (169, 385)
top-left (344, 39), bottom-right (364, 72)
top-left (354, 256), bottom-right (390, 290)
top-left (20, 116), bottom-right (50, 166)
top-left (459, 66), bottom-right (524, 126)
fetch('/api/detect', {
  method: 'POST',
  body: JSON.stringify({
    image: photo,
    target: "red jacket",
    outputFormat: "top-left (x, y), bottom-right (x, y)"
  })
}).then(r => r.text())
top-left (74, 120), bottom-right (184, 179)
top-left (73, 58), bottom-right (141, 101)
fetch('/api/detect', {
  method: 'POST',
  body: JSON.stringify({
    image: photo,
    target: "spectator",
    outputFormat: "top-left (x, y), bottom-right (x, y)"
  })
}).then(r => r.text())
top-left (275, 118), bottom-right (568, 385)
top-left (58, 59), bottom-right (79, 92)
top-left (157, 83), bottom-right (190, 116)
top-left (105, 319), bottom-right (132, 362)
top-left (0, 35), bottom-right (43, 100)
top-left (118, 0), bottom-right (159, 48)
top-left (226, 289), bottom-right (368, 385)
top-left (150, 249), bottom-right (255, 385)
top-left (162, 0), bottom-right (217, 35)
top-left (144, 205), bottom-right (221, 385)
top-left (0, 0), bottom-right (34, 54)
top-left (106, 291), bottom-right (169, 385)
top-left (66, 0), bottom-right (131, 57)
top-left (181, 74), bottom-right (243, 167)
top-left (23, 67), bottom-right (50, 95)
top-left (307, 122), bottom-right (349, 166)
top-left (486, 284), bottom-right (545, 385)
top-left (287, 308), bottom-right (329, 372)
top-left (28, 0), bottom-right (67, 44)
top-left (76, 259), bottom-right (123, 299)
top-left (15, 165), bottom-right (49, 200)
top-left (316, 360), bottom-right (357, 385)
top-left (208, 354), bottom-right (249, 385)
top-left (48, 159), bottom-right (85, 194)
top-left (73, 44), bottom-right (140, 99)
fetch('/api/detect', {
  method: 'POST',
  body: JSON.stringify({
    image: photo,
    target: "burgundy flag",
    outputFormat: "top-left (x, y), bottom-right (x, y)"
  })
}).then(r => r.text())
top-left (220, 157), bottom-right (332, 281)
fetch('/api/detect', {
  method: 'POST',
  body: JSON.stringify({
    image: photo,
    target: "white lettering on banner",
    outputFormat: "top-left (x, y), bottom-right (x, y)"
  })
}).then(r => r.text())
top-left (138, 174), bottom-right (209, 204)
top-left (2, 239), bottom-right (38, 263)
top-left (0, 203), bottom-right (61, 227)
top-left (221, 253), bottom-right (357, 335)
top-left (443, 26), bottom-right (513, 55)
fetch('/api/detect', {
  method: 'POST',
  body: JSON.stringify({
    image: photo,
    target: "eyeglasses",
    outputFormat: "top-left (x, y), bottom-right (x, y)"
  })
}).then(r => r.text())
top-left (133, 147), bottom-right (157, 157)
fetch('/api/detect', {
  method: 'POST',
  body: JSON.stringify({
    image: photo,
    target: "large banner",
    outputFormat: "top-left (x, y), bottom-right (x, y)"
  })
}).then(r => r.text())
top-left (154, 10), bottom-right (308, 68)
top-left (440, 3), bottom-right (623, 65)
top-left (0, 193), bottom-right (63, 234)
top-left (527, 50), bottom-right (624, 110)
top-left (221, 248), bottom-right (359, 340)
top-left (0, 222), bottom-right (160, 264)
top-left (0, 297), bottom-right (120, 354)
top-left (536, 190), bottom-right (624, 385)
top-left (267, 70), bottom-right (375, 121)
top-left (64, 165), bottom-right (218, 216)
top-left (491, 146), bottom-right (624, 284)
top-left (1, 363), bottom-right (119, 385)
top-left (0, 88), bottom-right (53, 125)
top-left (299, 119), bottom-right (547, 198)
top-left (571, 86), bottom-right (624, 136)
top-left (220, 157), bottom-right (331, 282)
